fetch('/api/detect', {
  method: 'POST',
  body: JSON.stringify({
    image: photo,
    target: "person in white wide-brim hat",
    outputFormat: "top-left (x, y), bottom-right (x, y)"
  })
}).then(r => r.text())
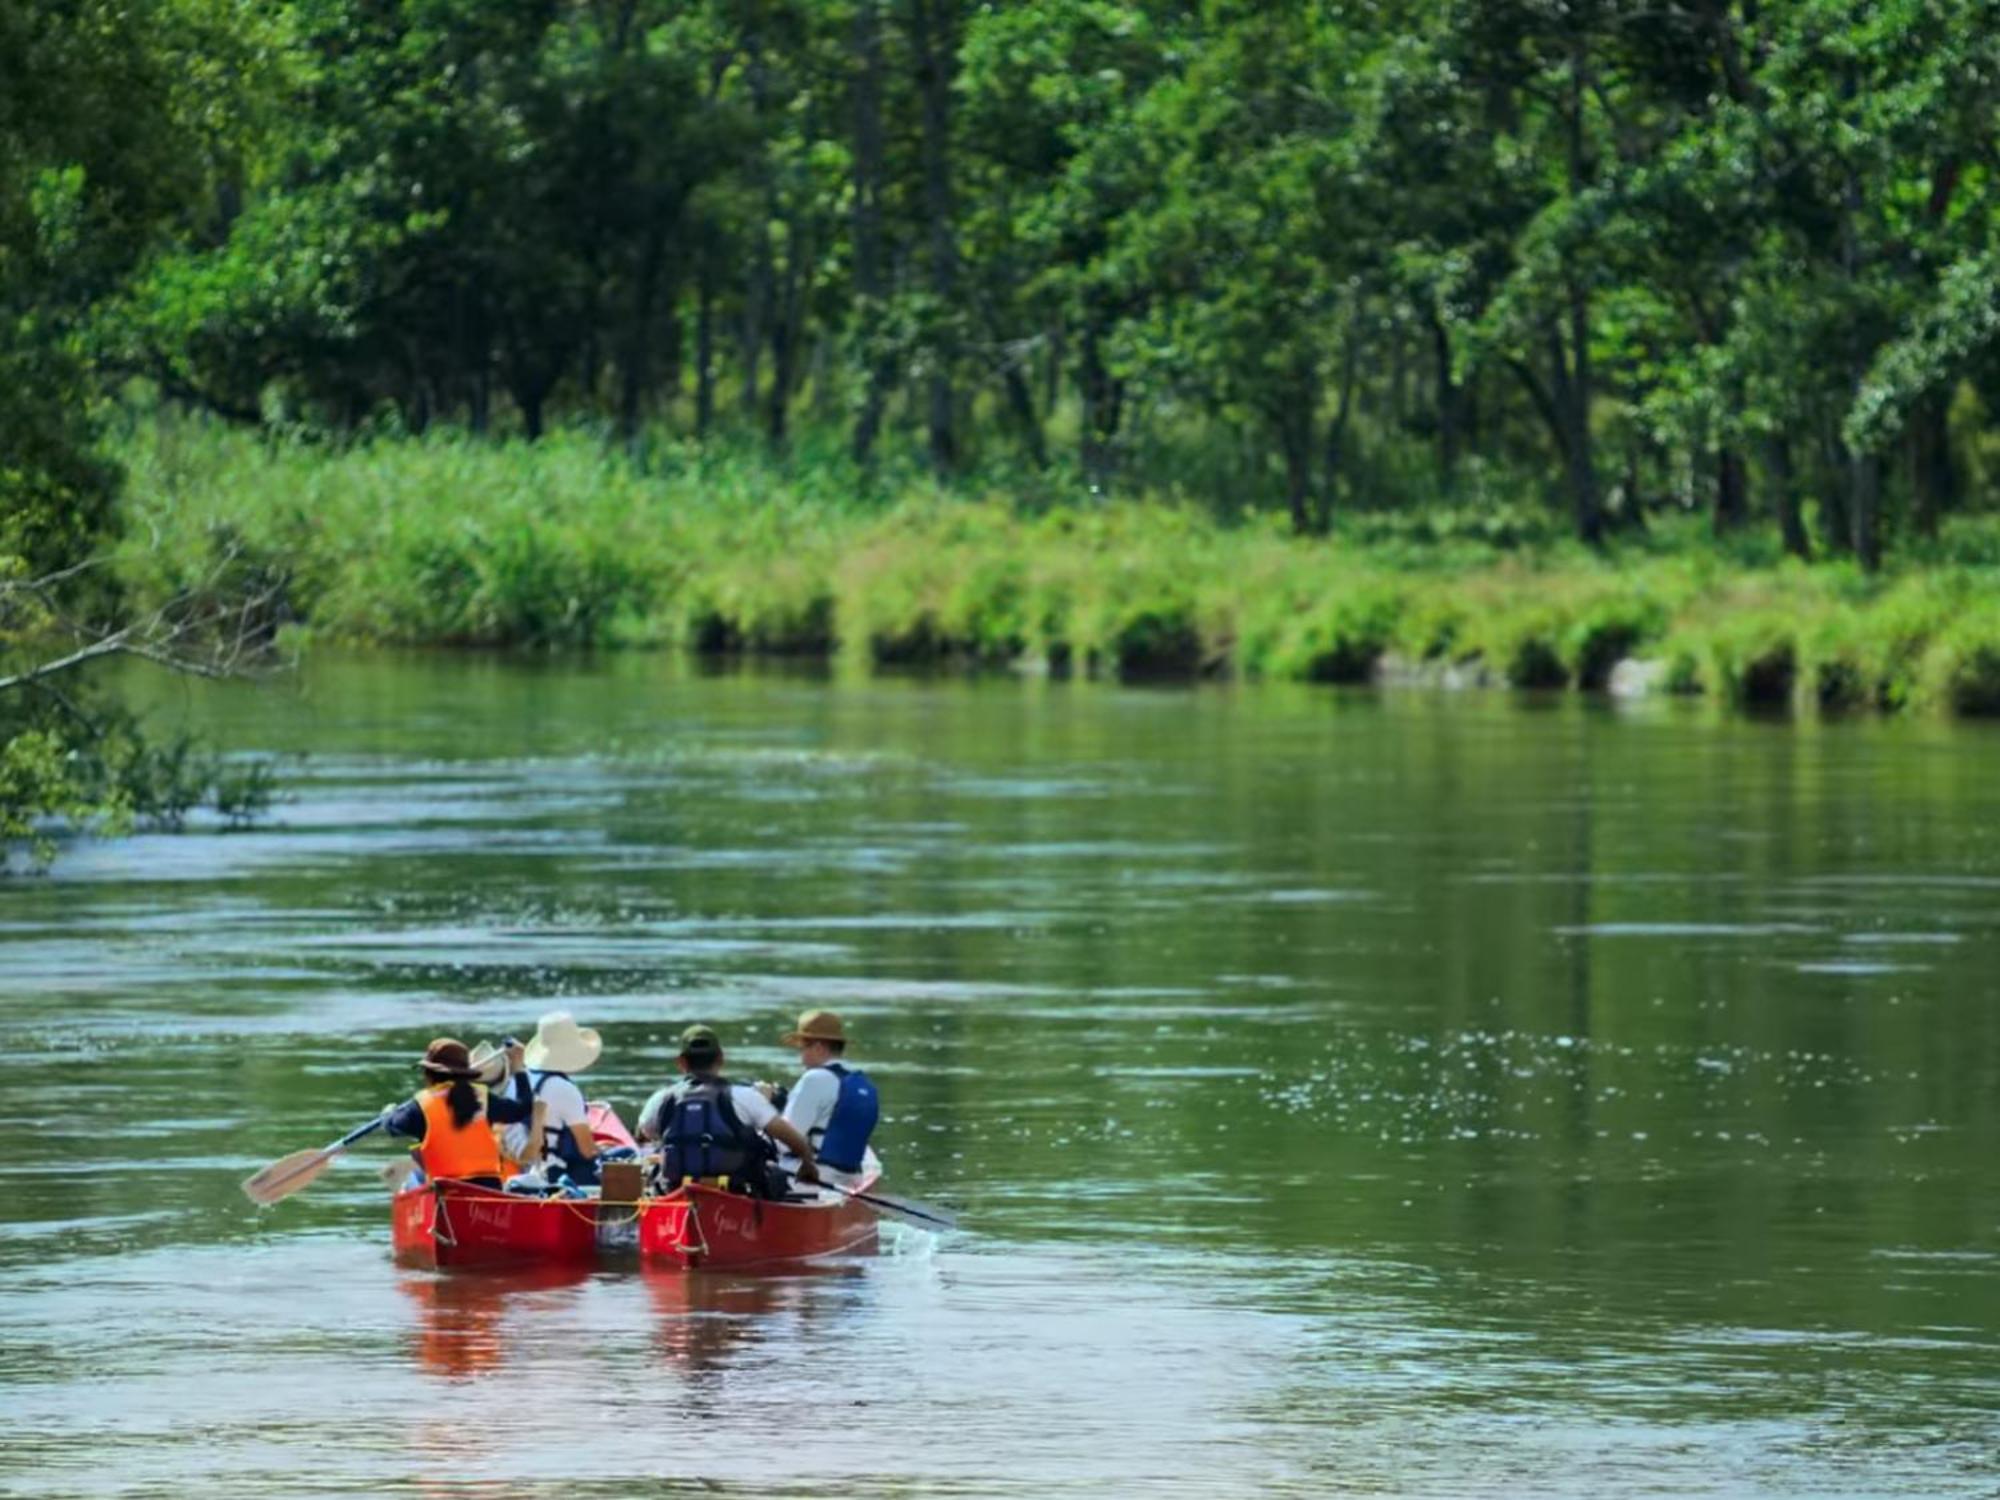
top-left (500, 1011), bottom-right (604, 1184)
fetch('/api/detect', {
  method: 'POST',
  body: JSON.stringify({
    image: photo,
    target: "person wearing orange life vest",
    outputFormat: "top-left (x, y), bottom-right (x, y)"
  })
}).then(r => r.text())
top-left (383, 1037), bottom-right (535, 1187)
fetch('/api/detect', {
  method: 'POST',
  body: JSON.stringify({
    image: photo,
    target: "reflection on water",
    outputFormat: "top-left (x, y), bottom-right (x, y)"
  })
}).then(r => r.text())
top-left (2, 656), bottom-right (1999, 1497)
top-left (400, 1264), bottom-right (597, 1380)
top-left (643, 1264), bottom-right (873, 1374)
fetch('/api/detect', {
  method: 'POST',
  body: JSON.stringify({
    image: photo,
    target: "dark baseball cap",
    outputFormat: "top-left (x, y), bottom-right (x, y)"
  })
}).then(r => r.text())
top-left (676, 1023), bottom-right (721, 1057)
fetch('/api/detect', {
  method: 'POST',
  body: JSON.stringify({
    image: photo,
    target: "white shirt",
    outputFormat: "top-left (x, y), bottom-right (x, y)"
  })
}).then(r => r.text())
top-left (780, 1067), bottom-right (842, 1157)
top-left (637, 1080), bottom-right (777, 1141)
top-left (501, 1070), bottom-right (589, 1160)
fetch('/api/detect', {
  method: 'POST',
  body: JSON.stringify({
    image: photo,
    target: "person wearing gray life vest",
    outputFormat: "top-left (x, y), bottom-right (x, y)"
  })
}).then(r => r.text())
top-left (774, 1009), bottom-right (879, 1185)
top-left (637, 1023), bottom-right (819, 1198)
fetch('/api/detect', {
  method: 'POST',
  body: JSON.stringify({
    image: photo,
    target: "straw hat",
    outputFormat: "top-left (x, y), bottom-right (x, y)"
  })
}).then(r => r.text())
top-left (467, 1041), bottom-right (511, 1086)
top-left (523, 1011), bottom-right (602, 1074)
top-left (780, 1009), bottom-right (847, 1046)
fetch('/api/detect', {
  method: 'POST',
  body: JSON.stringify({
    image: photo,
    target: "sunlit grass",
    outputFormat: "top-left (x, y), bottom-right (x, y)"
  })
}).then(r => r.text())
top-left (110, 417), bottom-right (2000, 714)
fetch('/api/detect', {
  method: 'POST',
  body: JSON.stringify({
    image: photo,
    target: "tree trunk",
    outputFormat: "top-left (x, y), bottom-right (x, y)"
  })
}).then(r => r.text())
top-left (695, 270), bottom-right (716, 439)
top-left (1079, 322), bottom-right (1121, 490)
top-left (1850, 449), bottom-right (1881, 571)
top-left (909, 0), bottom-right (959, 471)
top-left (1389, 328), bottom-right (1408, 429)
top-left (1547, 317), bottom-right (1602, 546)
top-left (1819, 425), bottom-right (1851, 555)
top-left (1909, 391), bottom-right (1955, 539)
top-left (849, 0), bottom-right (892, 465)
top-left (767, 234), bottom-right (805, 448)
top-left (1765, 433), bottom-right (1810, 560)
top-left (660, 300), bottom-right (682, 404)
top-left (1836, 81), bottom-right (1878, 571)
top-left (1713, 446), bottom-right (1748, 534)
top-left (1277, 397), bottom-right (1317, 535)
top-left (1323, 328), bottom-right (1359, 510)
top-left (1004, 365), bottom-right (1047, 468)
top-left (741, 241), bottom-right (769, 422)
top-left (619, 225), bottom-right (667, 445)
top-left (1429, 311), bottom-right (1460, 489)
top-left (1559, 37), bottom-right (1602, 546)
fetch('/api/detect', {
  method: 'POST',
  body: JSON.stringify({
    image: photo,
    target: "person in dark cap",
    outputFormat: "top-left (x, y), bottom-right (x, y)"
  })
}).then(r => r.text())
top-left (637, 1024), bottom-right (819, 1197)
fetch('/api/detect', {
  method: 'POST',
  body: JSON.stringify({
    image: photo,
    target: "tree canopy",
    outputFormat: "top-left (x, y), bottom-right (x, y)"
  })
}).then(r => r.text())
top-left (10, 0), bottom-right (2000, 561)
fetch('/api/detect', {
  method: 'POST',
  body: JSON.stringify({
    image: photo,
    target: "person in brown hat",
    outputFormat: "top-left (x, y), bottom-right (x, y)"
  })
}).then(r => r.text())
top-left (775, 1010), bottom-right (880, 1184)
top-left (382, 1036), bottom-right (535, 1187)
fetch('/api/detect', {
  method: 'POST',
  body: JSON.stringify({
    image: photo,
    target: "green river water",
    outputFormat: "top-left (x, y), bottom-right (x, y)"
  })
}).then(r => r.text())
top-left (2, 655), bottom-right (1997, 1498)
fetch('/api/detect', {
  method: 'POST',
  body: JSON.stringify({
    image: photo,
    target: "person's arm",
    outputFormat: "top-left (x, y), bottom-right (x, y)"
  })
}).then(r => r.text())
top-left (781, 1069), bottom-right (837, 1137)
top-left (567, 1121), bottom-right (599, 1161)
top-left (765, 1115), bottom-right (818, 1181)
top-left (486, 1084), bottom-right (534, 1125)
top-left (485, 1045), bottom-right (537, 1124)
top-left (382, 1098), bottom-right (426, 1141)
top-left (635, 1087), bottom-right (669, 1143)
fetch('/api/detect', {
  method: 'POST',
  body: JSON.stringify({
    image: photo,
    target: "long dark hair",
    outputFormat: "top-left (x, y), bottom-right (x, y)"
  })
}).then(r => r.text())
top-left (438, 1077), bottom-right (481, 1128)
top-left (419, 1039), bottom-right (483, 1127)
top-left (422, 1072), bottom-right (484, 1128)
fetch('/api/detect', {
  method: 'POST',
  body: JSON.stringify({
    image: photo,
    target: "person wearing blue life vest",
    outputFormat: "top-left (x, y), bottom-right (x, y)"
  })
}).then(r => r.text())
top-left (773, 1009), bottom-right (879, 1185)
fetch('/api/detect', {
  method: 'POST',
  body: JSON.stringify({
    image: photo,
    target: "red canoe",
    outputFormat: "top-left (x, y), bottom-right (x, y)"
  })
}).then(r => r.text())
top-left (390, 1099), bottom-right (638, 1270)
top-left (392, 1178), bottom-right (602, 1268)
top-left (390, 1100), bottom-right (881, 1272)
top-left (638, 1172), bottom-right (881, 1270)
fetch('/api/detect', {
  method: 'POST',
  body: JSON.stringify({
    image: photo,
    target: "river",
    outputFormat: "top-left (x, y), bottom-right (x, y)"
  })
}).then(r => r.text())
top-left (2, 655), bottom-right (1996, 1497)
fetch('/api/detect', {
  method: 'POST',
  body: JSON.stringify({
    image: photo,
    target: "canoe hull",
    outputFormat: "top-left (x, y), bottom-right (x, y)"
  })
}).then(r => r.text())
top-left (393, 1180), bottom-right (602, 1269)
top-left (638, 1180), bottom-right (878, 1270)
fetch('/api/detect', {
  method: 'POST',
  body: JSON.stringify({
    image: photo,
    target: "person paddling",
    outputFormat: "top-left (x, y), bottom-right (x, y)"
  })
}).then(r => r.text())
top-left (773, 1010), bottom-right (879, 1187)
top-left (637, 1024), bottom-right (819, 1199)
top-left (385, 1037), bottom-right (535, 1189)
top-left (500, 1011), bottom-right (604, 1186)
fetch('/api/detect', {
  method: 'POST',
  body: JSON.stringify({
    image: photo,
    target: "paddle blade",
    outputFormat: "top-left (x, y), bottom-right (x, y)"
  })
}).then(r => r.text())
top-left (240, 1146), bottom-right (336, 1206)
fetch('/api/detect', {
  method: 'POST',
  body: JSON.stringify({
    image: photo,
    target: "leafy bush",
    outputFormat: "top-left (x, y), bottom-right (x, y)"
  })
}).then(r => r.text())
top-left (103, 416), bottom-right (2000, 718)
top-left (1918, 605), bottom-right (2000, 714)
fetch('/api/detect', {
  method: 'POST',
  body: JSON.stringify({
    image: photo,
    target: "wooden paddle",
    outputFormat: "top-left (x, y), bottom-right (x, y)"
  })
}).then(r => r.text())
top-left (241, 1112), bottom-right (393, 1206)
top-left (789, 1172), bottom-right (960, 1231)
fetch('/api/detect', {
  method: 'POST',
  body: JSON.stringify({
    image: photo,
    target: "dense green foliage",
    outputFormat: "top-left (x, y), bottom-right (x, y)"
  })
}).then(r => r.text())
top-left (8, 0), bottom-right (2000, 830)
top-left (1, 0), bottom-right (281, 862)
top-left (121, 419), bottom-right (2000, 714)
top-left (0, 0), bottom-right (1990, 561)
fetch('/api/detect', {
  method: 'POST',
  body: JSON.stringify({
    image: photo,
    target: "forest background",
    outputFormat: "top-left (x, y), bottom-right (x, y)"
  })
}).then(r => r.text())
top-left (8, 0), bottom-right (2000, 847)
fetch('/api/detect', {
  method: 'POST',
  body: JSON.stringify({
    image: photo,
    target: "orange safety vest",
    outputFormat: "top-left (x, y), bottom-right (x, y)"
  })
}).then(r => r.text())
top-left (416, 1084), bottom-right (503, 1181)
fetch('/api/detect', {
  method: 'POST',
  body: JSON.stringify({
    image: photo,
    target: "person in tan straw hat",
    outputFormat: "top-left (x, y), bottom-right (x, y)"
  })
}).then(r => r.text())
top-left (500, 1011), bottom-right (605, 1186)
top-left (775, 1010), bottom-right (880, 1184)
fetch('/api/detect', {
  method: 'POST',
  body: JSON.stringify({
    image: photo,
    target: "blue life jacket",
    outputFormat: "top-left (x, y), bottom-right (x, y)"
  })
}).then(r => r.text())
top-left (659, 1075), bottom-right (769, 1189)
top-left (815, 1062), bottom-right (879, 1172)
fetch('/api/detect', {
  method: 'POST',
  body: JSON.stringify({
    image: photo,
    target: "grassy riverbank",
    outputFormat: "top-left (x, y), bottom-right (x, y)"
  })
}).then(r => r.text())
top-left (116, 422), bottom-right (2000, 715)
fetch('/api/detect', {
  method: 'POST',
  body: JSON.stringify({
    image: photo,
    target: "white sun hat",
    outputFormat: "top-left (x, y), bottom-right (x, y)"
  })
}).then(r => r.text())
top-left (522, 1011), bottom-right (602, 1074)
top-left (467, 1041), bottom-right (512, 1086)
